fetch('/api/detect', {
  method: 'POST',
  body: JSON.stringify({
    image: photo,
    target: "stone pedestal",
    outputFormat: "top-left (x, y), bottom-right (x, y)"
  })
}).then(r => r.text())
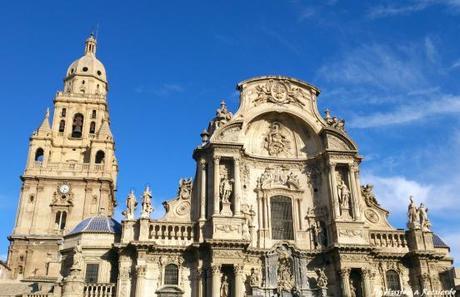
top-left (121, 219), bottom-right (136, 243)
top-left (212, 216), bottom-right (244, 240)
top-left (407, 229), bottom-right (434, 251)
top-left (62, 278), bottom-right (84, 297)
top-left (138, 218), bottom-right (149, 241)
top-left (220, 201), bottom-right (233, 216)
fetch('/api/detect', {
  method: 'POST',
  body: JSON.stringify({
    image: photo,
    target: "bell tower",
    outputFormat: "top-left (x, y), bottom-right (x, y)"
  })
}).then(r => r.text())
top-left (7, 34), bottom-right (118, 281)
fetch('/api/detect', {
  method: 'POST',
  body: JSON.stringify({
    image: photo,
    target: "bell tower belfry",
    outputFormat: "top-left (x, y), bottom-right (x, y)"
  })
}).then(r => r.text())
top-left (7, 34), bottom-right (118, 280)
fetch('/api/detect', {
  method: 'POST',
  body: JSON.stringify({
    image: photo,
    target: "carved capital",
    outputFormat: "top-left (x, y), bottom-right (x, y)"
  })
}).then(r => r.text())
top-left (213, 156), bottom-right (221, 163)
top-left (136, 265), bottom-right (146, 277)
top-left (211, 264), bottom-right (221, 274)
top-left (199, 159), bottom-right (207, 169)
top-left (339, 268), bottom-right (351, 278)
top-left (233, 264), bottom-right (244, 274)
top-left (234, 157), bottom-right (240, 165)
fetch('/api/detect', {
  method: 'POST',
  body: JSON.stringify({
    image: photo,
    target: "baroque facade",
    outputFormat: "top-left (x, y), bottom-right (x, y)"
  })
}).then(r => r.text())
top-left (1, 35), bottom-right (458, 297)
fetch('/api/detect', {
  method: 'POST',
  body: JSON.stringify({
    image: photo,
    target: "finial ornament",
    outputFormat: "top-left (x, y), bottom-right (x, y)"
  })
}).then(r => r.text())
top-left (141, 185), bottom-right (153, 218)
top-left (84, 33), bottom-right (97, 56)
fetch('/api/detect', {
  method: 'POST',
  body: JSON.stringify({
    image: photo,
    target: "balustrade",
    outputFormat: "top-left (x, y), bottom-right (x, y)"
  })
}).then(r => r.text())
top-left (148, 221), bottom-right (194, 245)
top-left (369, 230), bottom-right (408, 248)
top-left (84, 283), bottom-right (115, 297)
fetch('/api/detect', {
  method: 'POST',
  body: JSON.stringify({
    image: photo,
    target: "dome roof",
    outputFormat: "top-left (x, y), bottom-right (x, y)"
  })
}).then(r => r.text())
top-left (65, 34), bottom-right (107, 83)
top-left (67, 215), bottom-right (121, 236)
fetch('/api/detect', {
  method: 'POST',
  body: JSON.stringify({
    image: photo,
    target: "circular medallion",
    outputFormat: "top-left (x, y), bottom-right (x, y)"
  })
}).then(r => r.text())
top-left (270, 82), bottom-right (288, 103)
top-left (364, 209), bottom-right (379, 223)
top-left (175, 201), bottom-right (191, 216)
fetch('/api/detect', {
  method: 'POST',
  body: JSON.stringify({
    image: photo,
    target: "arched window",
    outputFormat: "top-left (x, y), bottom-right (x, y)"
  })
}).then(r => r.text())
top-left (61, 108), bottom-right (66, 117)
top-left (95, 151), bottom-right (105, 164)
top-left (164, 264), bottom-right (179, 285)
top-left (91, 110), bottom-right (96, 119)
top-left (270, 196), bottom-right (294, 240)
top-left (72, 113), bottom-right (84, 138)
top-left (386, 270), bottom-right (401, 291)
top-left (59, 120), bottom-right (66, 133)
top-left (89, 121), bottom-right (96, 134)
top-left (34, 148), bottom-right (44, 162)
top-left (55, 211), bottom-right (67, 230)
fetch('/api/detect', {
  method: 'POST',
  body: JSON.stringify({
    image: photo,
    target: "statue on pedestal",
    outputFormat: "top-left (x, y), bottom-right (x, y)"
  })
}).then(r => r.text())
top-left (122, 190), bottom-right (137, 220)
top-left (337, 179), bottom-right (351, 210)
top-left (220, 275), bottom-right (229, 297)
top-left (141, 186), bottom-right (153, 218)
top-left (418, 203), bottom-right (431, 231)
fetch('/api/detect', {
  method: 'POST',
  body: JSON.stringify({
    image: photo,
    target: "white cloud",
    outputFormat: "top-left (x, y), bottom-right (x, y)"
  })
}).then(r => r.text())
top-left (367, 0), bottom-right (460, 19)
top-left (349, 94), bottom-right (460, 128)
top-left (317, 43), bottom-right (427, 91)
top-left (451, 59), bottom-right (460, 69)
top-left (424, 36), bottom-right (438, 63)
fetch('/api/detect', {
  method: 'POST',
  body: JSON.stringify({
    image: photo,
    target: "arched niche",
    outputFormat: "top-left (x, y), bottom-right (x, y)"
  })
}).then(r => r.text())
top-left (243, 112), bottom-right (322, 159)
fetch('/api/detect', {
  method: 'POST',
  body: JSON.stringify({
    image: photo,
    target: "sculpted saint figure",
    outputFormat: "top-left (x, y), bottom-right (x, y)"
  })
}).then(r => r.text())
top-left (264, 122), bottom-right (289, 156)
top-left (418, 203), bottom-right (431, 231)
top-left (219, 176), bottom-right (233, 203)
top-left (337, 180), bottom-right (351, 209)
top-left (123, 190), bottom-right (137, 220)
top-left (141, 186), bottom-right (153, 218)
top-left (220, 275), bottom-right (229, 297)
top-left (407, 196), bottom-right (418, 228)
top-left (249, 268), bottom-right (261, 287)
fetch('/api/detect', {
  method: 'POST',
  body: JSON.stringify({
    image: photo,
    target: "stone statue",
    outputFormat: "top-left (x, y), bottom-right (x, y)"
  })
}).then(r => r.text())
top-left (407, 196), bottom-right (419, 229)
top-left (249, 267), bottom-right (261, 287)
top-left (219, 176), bottom-right (233, 203)
top-left (178, 178), bottom-right (193, 200)
top-left (286, 172), bottom-right (300, 189)
top-left (264, 122), bottom-right (290, 156)
top-left (361, 184), bottom-right (380, 207)
top-left (325, 109), bottom-right (346, 131)
top-left (141, 186), bottom-right (153, 218)
top-left (68, 241), bottom-right (83, 279)
top-left (241, 204), bottom-right (256, 227)
top-left (209, 101), bottom-right (233, 134)
top-left (418, 203), bottom-right (431, 231)
top-left (123, 190), bottom-right (137, 220)
top-left (315, 221), bottom-right (327, 248)
top-left (315, 268), bottom-right (328, 289)
top-left (277, 256), bottom-right (294, 293)
top-left (220, 275), bottom-right (229, 297)
top-left (337, 180), bottom-right (351, 209)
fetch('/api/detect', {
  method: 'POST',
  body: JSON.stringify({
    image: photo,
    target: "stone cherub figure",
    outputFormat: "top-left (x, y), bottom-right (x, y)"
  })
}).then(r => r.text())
top-left (141, 186), bottom-right (153, 218)
top-left (122, 190), bottom-right (137, 220)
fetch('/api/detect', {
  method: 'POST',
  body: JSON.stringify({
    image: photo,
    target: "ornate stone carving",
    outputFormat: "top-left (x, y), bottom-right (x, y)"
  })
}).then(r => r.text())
top-left (324, 109), bottom-right (345, 131)
top-left (215, 224), bottom-right (239, 233)
top-left (141, 186), bottom-right (153, 218)
top-left (254, 80), bottom-right (306, 107)
top-left (339, 229), bottom-right (363, 238)
top-left (208, 101), bottom-right (233, 135)
top-left (277, 253), bottom-right (294, 293)
top-left (216, 125), bottom-right (241, 142)
top-left (177, 178), bottom-right (192, 200)
top-left (310, 220), bottom-right (328, 249)
top-left (315, 268), bottom-right (328, 289)
top-left (249, 267), bottom-right (262, 287)
top-left (67, 242), bottom-right (83, 280)
top-left (221, 275), bottom-right (230, 297)
top-left (264, 122), bottom-right (290, 156)
top-left (364, 208), bottom-right (379, 223)
top-left (361, 184), bottom-right (380, 207)
top-left (122, 190), bottom-right (137, 220)
top-left (219, 175), bottom-right (233, 204)
top-left (257, 166), bottom-right (301, 190)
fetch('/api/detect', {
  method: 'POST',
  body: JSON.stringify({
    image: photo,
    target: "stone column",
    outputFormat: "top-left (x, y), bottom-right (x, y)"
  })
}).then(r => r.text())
top-left (233, 157), bottom-right (241, 216)
top-left (135, 265), bottom-right (146, 297)
top-left (211, 264), bottom-right (221, 297)
top-left (199, 159), bottom-right (207, 220)
top-left (116, 265), bottom-right (132, 297)
top-left (348, 164), bottom-right (360, 220)
top-left (339, 268), bottom-right (351, 297)
top-left (362, 268), bottom-right (372, 297)
top-left (196, 268), bottom-right (203, 297)
top-left (328, 162), bottom-right (340, 218)
top-left (213, 156), bottom-right (221, 215)
top-left (234, 264), bottom-right (244, 296)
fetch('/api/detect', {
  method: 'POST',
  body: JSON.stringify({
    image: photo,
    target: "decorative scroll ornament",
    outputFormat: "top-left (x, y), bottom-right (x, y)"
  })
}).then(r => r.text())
top-left (264, 122), bottom-right (290, 156)
top-left (364, 209), bottom-right (379, 224)
top-left (254, 80), bottom-right (306, 107)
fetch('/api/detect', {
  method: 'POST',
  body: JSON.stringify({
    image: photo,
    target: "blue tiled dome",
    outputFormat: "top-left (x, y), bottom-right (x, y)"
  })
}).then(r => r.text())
top-left (67, 216), bottom-right (121, 236)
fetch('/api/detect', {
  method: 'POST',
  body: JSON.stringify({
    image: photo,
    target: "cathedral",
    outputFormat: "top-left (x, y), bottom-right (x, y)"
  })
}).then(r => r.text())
top-left (0, 35), bottom-right (458, 297)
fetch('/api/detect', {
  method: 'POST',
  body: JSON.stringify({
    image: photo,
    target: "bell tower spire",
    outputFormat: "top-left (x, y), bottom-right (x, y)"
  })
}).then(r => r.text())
top-left (84, 33), bottom-right (97, 56)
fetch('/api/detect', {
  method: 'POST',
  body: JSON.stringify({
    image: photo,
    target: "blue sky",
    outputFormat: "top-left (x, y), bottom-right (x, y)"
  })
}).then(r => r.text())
top-left (0, 0), bottom-right (459, 263)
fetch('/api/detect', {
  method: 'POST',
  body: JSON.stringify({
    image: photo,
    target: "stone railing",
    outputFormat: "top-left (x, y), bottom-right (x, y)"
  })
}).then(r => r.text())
top-left (84, 283), bottom-right (116, 297)
top-left (23, 294), bottom-right (51, 297)
top-left (148, 221), bottom-right (194, 246)
top-left (369, 230), bottom-right (408, 249)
